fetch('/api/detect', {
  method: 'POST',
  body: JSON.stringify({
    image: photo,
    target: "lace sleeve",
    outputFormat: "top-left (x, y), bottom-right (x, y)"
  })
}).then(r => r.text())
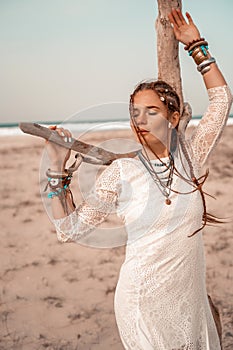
top-left (189, 85), bottom-right (233, 167)
top-left (52, 160), bottom-right (121, 243)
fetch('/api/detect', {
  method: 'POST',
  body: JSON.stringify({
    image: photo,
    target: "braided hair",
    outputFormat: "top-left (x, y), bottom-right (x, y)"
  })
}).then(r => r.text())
top-left (129, 79), bottom-right (223, 237)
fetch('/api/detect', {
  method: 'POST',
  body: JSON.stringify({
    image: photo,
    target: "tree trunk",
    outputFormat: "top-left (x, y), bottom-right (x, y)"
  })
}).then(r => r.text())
top-left (156, 3), bottom-right (223, 347)
top-left (156, 0), bottom-right (183, 111)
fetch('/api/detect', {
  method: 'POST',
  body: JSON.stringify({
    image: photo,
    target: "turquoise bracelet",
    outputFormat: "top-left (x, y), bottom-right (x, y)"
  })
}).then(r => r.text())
top-left (47, 184), bottom-right (69, 199)
top-left (188, 45), bottom-right (208, 57)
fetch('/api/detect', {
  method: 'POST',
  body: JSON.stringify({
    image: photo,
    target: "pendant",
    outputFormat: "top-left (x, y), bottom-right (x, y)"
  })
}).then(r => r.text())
top-left (165, 198), bottom-right (171, 205)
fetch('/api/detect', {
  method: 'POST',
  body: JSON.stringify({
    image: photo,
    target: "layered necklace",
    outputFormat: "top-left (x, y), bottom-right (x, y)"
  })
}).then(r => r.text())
top-left (138, 151), bottom-right (175, 205)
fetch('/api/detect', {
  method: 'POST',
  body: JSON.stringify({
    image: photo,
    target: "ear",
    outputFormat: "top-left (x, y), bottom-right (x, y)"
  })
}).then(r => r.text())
top-left (169, 111), bottom-right (180, 128)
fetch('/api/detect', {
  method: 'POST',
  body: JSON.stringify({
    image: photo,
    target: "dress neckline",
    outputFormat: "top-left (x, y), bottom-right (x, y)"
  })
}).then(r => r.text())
top-left (150, 157), bottom-right (170, 165)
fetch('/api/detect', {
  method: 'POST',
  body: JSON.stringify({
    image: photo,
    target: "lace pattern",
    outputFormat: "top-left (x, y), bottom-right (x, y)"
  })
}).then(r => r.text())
top-left (189, 85), bottom-right (233, 167)
top-left (53, 160), bottom-right (121, 242)
top-left (50, 84), bottom-right (232, 349)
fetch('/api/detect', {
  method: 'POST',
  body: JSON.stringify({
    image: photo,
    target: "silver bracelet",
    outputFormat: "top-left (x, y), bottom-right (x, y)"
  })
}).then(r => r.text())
top-left (200, 66), bottom-right (211, 75)
top-left (46, 168), bottom-right (69, 178)
top-left (197, 57), bottom-right (216, 73)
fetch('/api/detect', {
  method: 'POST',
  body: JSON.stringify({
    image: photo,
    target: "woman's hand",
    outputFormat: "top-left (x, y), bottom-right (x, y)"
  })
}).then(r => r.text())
top-left (168, 8), bottom-right (201, 46)
top-left (45, 126), bottom-right (72, 171)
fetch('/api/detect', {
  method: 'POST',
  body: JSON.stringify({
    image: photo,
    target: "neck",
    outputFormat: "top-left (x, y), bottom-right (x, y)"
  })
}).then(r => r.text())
top-left (143, 144), bottom-right (169, 160)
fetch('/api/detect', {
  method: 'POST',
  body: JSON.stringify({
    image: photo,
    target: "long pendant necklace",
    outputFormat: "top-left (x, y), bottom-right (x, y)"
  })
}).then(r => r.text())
top-left (138, 151), bottom-right (174, 205)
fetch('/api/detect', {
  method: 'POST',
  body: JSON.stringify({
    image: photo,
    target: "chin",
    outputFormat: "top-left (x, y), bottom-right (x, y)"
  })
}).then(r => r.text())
top-left (138, 133), bottom-right (159, 143)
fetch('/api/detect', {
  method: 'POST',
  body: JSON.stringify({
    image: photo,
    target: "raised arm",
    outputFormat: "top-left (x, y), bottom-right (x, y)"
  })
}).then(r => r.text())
top-left (168, 9), bottom-right (233, 166)
top-left (168, 9), bottom-right (226, 89)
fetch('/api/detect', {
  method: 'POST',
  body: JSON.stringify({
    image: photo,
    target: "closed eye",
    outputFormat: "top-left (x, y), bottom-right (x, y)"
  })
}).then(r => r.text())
top-left (147, 108), bottom-right (158, 116)
top-left (132, 108), bottom-right (140, 118)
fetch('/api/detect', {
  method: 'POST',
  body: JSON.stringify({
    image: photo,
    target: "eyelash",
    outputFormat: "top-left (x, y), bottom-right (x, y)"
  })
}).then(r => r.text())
top-left (132, 110), bottom-right (157, 118)
top-left (148, 111), bottom-right (157, 116)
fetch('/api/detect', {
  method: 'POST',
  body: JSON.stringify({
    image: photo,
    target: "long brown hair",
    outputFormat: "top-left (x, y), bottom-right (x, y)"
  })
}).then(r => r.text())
top-left (129, 79), bottom-right (223, 237)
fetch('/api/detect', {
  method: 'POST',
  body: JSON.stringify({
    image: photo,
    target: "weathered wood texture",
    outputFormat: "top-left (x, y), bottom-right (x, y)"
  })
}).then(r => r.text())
top-left (19, 123), bottom-right (140, 165)
top-left (156, 0), bottom-right (183, 111)
top-left (20, 2), bottom-right (189, 164)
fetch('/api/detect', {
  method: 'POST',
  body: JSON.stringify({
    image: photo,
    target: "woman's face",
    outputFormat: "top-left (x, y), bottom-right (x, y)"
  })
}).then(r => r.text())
top-left (130, 89), bottom-right (171, 150)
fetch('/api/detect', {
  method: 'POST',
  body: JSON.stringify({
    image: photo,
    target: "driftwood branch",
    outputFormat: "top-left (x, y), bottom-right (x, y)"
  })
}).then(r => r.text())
top-left (156, 0), bottom-right (183, 110)
top-left (19, 123), bottom-right (140, 165)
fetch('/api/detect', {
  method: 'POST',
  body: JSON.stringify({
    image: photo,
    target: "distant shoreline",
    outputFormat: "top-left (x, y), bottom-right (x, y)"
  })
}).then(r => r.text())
top-left (0, 116), bottom-right (233, 137)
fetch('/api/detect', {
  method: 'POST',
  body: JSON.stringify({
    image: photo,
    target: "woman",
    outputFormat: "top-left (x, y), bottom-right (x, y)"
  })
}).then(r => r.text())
top-left (45, 8), bottom-right (232, 350)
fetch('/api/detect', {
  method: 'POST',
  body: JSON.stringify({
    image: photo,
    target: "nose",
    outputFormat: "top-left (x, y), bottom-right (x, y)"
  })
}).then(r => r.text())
top-left (135, 110), bottom-right (147, 126)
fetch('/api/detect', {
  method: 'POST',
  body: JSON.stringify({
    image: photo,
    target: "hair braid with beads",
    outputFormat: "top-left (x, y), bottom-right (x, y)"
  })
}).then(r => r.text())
top-left (129, 79), bottom-right (224, 237)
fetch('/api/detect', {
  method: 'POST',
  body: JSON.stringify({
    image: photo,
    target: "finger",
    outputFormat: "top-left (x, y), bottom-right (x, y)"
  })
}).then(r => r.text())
top-left (49, 125), bottom-right (57, 130)
top-left (168, 12), bottom-right (179, 30)
top-left (56, 127), bottom-right (73, 143)
top-left (168, 12), bottom-right (174, 24)
top-left (171, 8), bottom-right (183, 27)
top-left (185, 12), bottom-right (194, 25)
top-left (176, 8), bottom-right (187, 25)
top-left (55, 127), bottom-right (68, 142)
top-left (63, 128), bottom-right (72, 141)
top-left (60, 128), bottom-right (72, 143)
top-left (46, 125), bottom-right (57, 144)
top-left (168, 14), bottom-right (179, 33)
top-left (56, 127), bottom-right (65, 137)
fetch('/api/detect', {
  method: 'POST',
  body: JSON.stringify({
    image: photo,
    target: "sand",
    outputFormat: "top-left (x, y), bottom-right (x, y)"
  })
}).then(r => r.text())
top-left (0, 126), bottom-right (232, 350)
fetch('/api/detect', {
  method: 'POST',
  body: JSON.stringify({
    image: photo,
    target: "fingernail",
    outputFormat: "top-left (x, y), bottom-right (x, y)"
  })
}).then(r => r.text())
top-left (64, 137), bottom-right (68, 142)
top-left (61, 131), bottom-right (65, 137)
top-left (69, 137), bottom-right (72, 142)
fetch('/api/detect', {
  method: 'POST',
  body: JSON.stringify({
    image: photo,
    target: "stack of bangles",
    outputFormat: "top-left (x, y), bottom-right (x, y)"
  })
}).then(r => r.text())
top-left (44, 168), bottom-right (76, 214)
top-left (184, 37), bottom-right (216, 75)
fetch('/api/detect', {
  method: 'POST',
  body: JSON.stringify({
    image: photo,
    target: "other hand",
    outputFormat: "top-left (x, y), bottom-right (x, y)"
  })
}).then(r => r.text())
top-left (45, 126), bottom-right (72, 171)
top-left (168, 8), bottom-right (201, 46)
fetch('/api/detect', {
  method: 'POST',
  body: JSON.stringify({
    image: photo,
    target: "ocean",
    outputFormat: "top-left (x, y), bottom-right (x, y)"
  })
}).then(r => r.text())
top-left (0, 116), bottom-right (233, 137)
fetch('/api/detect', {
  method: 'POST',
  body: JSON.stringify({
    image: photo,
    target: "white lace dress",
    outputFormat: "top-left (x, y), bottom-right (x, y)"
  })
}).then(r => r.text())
top-left (53, 85), bottom-right (232, 350)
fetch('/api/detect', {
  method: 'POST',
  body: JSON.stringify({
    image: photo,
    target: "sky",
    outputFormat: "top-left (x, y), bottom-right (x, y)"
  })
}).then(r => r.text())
top-left (1, 0), bottom-right (233, 124)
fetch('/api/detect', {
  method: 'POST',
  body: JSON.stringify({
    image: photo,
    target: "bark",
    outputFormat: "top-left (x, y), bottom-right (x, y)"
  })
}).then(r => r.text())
top-left (19, 123), bottom-right (140, 165)
top-left (20, 3), bottom-right (187, 163)
top-left (156, 0), bottom-right (183, 111)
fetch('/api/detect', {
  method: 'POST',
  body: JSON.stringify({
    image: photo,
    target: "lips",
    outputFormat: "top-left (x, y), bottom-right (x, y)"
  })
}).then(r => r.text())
top-left (138, 129), bottom-right (149, 134)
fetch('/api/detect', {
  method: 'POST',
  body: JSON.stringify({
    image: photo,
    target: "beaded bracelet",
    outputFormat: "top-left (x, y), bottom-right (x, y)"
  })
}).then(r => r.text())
top-left (191, 47), bottom-right (209, 65)
top-left (46, 174), bottom-right (72, 198)
top-left (188, 44), bottom-right (208, 57)
top-left (43, 154), bottom-right (83, 214)
top-left (185, 37), bottom-right (211, 67)
top-left (44, 174), bottom-right (72, 192)
top-left (188, 40), bottom-right (208, 53)
top-left (47, 185), bottom-right (69, 199)
top-left (44, 173), bottom-right (76, 214)
top-left (184, 37), bottom-right (206, 51)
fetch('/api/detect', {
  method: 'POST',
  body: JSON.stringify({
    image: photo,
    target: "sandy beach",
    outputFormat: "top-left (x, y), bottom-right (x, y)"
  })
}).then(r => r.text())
top-left (0, 125), bottom-right (232, 350)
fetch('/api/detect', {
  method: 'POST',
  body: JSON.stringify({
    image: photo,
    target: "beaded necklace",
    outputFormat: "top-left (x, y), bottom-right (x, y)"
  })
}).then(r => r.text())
top-left (138, 151), bottom-right (174, 205)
